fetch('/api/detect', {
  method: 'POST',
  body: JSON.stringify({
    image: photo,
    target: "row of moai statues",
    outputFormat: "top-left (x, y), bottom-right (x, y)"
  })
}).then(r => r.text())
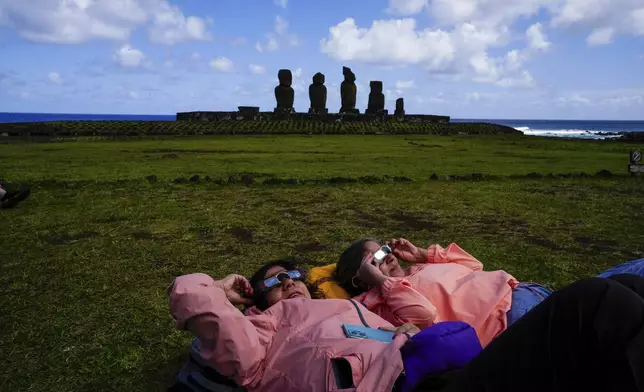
top-left (274, 66), bottom-right (405, 117)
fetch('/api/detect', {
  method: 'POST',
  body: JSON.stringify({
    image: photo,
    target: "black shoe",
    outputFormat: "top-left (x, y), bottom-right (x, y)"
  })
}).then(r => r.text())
top-left (0, 188), bottom-right (30, 209)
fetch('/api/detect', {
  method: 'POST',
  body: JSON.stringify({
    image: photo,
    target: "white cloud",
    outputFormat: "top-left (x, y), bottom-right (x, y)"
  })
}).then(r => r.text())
top-left (0, 0), bottom-right (211, 45)
top-left (256, 15), bottom-right (299, 52)
top-left (320, 18), bottom-right (542, 88)
top-left (114, 44), bottom-right (145, 68)
top-left (249, 64), bottom-right (266, 74)
top-left (554, 88), bottom-right (644, 108)
top-left (556, 93), bottom-right (591, 106)
top-left (191, 52), bottom-right (201, 61)
top-left (505, 49), bottom-right (525, 71)
top-left (229, 37), bottom-right (247, 46)
top-left (551, 0), bottom-right (644, 42)
top-left (266, 37), bottom-right (279, 51)
top-left (496, 70), bottom-right (536, 88)
top-left (148, 2), bottom-right (211, 45)
top-left (128, 91), bottom-right (139, 99)
top-left (320, 18), bottom-right (455, 69)
top-left (274, 0), bottom-right (288, 8)
top-left (586, 27), bottom-right (615, 46)
top-left (386, 0), bottom-right (428, 15)
top-left (396, 80), bottom-right (417, 89)
top-left (428, 0), bottom-right (554, 28)
top-left (602, 95), bottom-right (643, 107)
top-left (47, 72), bottom-right (62, 84)
top-left (210, 57), bottom-right (234, 73)
top-left (526, 23), bottom-right (551, 50)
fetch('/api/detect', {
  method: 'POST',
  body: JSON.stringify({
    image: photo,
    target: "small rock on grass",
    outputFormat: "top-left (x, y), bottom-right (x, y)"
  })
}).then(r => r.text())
top-left (190, 175), bottom-right (201, 183)
top-left (596, 169), bottom-right (612, 177)
top-left (470, 173), bottom-right (486, 180)
top-left (174, 177), bottom-right (187, 184)
top-left (145, 175), bottom-right (157, 183)
top-left (429, 173), bottom-right (439, 180)
top-left (228, 176), bottom-right (237, 184)
top-left (241, 175), bottom-right (254, 185)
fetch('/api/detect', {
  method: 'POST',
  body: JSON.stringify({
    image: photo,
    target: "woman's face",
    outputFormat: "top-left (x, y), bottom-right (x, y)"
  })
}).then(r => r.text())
top-left (263, 265), bottom-right (312, 308)
top-left (363, 241), bottom-right (406, 278)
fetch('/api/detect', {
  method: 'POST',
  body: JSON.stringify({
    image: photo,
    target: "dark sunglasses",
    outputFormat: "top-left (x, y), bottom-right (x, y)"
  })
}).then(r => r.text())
top-left (258, 269), bottom-right (304, 291)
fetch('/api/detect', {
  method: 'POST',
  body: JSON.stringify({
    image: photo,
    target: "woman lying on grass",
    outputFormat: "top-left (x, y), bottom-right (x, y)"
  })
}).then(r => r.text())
top-left (334, 238), bottom-right (553, 347)
top-left (335, 238), bottom-right (644, 348)
top-left (167, 258), bottom-right (644, 392)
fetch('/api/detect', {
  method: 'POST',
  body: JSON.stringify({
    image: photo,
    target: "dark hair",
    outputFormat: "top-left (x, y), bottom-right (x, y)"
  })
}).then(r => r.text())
top-left (248, 258), bottom-right (320, 311)
top-left (334, 238), bottom-right (378, 297)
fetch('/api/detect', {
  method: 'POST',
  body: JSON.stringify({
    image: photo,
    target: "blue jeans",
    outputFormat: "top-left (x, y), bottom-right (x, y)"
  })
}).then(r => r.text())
top-left (507, 258), bottom-right (644, 326)
top-left (507, 283), bottom-right (553, 326)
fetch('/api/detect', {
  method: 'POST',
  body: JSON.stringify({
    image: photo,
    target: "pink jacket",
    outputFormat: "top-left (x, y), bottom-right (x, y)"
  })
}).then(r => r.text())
top-left (355, 243), bottom-right (519, 347)
top-left (168, 273), bottom-right (408, 392)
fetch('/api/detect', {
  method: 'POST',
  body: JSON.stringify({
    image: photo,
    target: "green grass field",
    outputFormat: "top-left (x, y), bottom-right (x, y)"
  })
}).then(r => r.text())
top-left (1, 134), bottom-right (644, 391)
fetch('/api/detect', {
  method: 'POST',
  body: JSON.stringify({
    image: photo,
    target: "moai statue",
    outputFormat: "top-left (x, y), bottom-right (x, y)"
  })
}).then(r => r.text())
top-left (340, 66), bottom-right (359, 114)
top-left (308, 72), bottom-right (328, 114)
top-left (394, 98), bottom-right (405, 117)
top-left (274, 69), bottom-right (294, 113)
top-left (366, 81), bottom-right (386, 115)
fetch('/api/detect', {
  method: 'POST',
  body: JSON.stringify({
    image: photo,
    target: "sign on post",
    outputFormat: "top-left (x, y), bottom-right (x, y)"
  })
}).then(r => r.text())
top-left (629, 151), bottom-right (643, 176)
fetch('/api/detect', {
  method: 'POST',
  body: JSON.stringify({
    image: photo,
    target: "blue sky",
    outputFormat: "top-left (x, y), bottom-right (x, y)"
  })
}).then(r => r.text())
top-left (0, 0), bottom-right (642, 119)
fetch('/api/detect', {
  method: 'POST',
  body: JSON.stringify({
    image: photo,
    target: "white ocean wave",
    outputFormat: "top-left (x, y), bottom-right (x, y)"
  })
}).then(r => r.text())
top-left (515, 126), bottom-right (622, 140)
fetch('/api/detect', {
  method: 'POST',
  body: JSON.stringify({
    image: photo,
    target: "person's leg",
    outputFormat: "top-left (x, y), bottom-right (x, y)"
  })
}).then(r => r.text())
top-left (415, 277), bottom-right (644, 392)
top-left (608, 273), bottom-right (644, 300)
top-left (506, 283), bottom-right (553, 326)
top-left (599, 259), bottom-right (644, 279)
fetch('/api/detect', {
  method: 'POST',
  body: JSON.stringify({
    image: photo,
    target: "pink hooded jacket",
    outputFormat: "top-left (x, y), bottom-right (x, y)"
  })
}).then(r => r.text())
top-left (355, 243), bottom-right (519, 347)
top-left (168, 273), bottom-right (409, 392)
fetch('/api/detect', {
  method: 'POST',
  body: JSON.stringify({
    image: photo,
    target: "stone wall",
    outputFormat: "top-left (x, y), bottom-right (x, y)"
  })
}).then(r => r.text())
top-left (176, 111), bottom-right (450, 124)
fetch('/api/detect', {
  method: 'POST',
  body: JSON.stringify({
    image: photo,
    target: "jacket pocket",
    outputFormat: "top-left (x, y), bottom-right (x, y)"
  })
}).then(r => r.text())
top-left (327, 356), bottom-right (361, 391)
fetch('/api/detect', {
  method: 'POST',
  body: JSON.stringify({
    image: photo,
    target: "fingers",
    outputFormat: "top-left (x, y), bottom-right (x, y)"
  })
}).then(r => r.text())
top-left (237, 297), bottom-right (255, 306)
top-left (361, 253), bottom-right (375, 265)
top-left (389, 238), bottom-right (409, 249)
top-left (378, 324), bottom-right (419, 339)
top-left (234, 275), bottom-right (254, 297)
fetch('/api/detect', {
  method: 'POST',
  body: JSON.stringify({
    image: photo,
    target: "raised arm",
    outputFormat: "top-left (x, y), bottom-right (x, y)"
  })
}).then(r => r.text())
top-left (361, 278), bottom-right (438, 329)
top-left (390, 238), bottom-right (483, 271)
top-left (426, 243), bottom-right (483, 271)
top-left (167, 273), bottom-right (272, 388)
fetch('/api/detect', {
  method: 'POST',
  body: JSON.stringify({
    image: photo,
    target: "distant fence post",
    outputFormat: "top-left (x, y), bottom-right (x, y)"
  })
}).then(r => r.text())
top-left (629, 150), bottom-right (642, 177)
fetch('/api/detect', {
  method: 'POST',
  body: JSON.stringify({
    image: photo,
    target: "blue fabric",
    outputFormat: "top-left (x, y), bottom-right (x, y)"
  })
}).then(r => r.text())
top-left (400, 321), bottom-right (483, 392)
top-left (507, 283), bottom-right (553, 326)
top-left (598, 258), bottom-right (644, 279)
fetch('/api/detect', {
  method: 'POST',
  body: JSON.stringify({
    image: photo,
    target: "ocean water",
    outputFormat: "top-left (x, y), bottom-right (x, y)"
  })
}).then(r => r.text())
top-left (1, 112), bottom-right (643, 140)
top-left (452, 119), bottom-right (644, 139)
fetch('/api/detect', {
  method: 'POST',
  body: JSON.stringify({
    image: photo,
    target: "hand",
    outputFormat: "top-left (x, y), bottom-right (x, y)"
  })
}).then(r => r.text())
top-left (379, 323), bottom-right (421, 339)
top-left (387, 238), bottom-right (427, 264)
top-left (356, 253), bottom-right (388, 288)
top-left (217, 274), bottom-right (254, 306)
